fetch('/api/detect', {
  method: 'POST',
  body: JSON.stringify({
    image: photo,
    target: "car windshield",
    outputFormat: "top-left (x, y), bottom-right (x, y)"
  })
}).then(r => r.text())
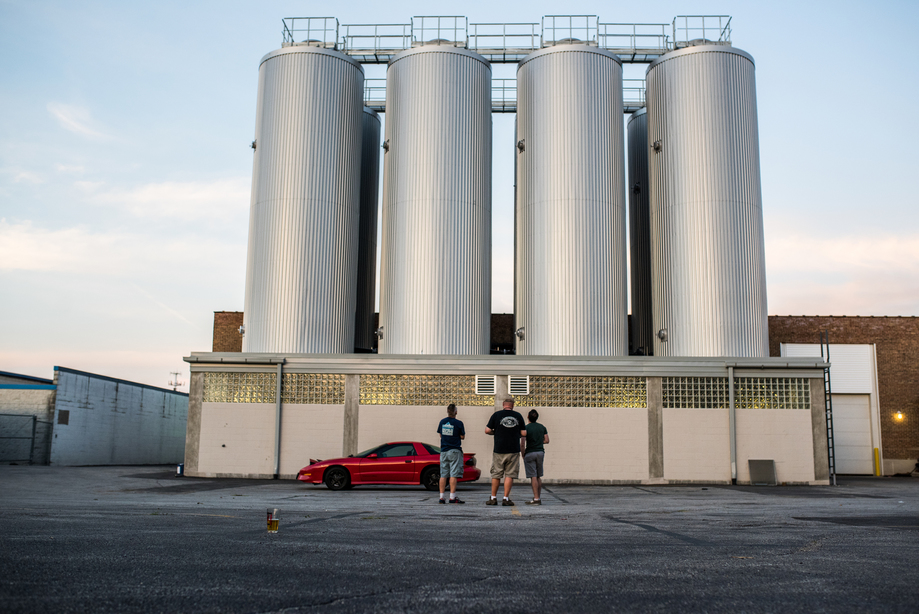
top-left (354, 445), bottom-right (385, 458)
top-left (422, 443), bottom-right (440, 454)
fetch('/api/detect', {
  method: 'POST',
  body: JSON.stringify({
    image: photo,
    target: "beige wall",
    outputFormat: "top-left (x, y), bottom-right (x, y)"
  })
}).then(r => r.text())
top-left (357, 405), bottom-right (649, 483)
top-left (279, 404), bottom-right (345, 477)
top-left (663, 409), bottom-right (731, 482)
top-left (0, 389), bottom-right (55, 420)
top-left (198, 403), bottom-right (275, 477)
top-left (736, 409), bottom-right (816, 484)
top-left (536, 407), bottom-right (649, 482)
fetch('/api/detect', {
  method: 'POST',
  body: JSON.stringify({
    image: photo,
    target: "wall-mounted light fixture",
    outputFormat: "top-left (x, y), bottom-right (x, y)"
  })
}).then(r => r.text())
top-left (895, 411), bottom-right (904, 421)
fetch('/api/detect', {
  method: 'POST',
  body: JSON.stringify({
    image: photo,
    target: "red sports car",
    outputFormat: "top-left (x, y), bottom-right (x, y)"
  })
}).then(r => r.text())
top-left (297, 441), bottom-right (480, 491)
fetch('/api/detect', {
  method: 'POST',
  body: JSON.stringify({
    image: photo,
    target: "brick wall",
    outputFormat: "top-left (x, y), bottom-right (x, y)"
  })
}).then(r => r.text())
top-left (769, 316), bottom-right (919, 462)
top-left (213, 312), bottom-right (244, 352)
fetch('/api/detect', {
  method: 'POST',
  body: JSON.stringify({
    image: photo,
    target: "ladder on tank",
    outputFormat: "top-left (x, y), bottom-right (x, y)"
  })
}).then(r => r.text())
top-left (820, 331), bottom-right (837, 485)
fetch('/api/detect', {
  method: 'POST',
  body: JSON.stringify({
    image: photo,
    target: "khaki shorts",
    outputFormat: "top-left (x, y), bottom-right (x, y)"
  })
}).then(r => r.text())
top-left (490, 452), bottom-right (520, 479)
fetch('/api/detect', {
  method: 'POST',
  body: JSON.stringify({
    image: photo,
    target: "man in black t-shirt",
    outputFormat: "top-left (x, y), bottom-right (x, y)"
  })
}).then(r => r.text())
top-left (484, 398), bottom-right (527, 506)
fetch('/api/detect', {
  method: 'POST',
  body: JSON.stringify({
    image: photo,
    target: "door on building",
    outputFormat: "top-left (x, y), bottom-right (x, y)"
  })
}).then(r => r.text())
top-left (832, 394), bottom-right (874, 475)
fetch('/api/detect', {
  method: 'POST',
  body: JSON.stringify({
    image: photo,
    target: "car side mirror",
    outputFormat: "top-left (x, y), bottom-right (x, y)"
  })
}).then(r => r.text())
top-left (368, 453), bottom-right (377, 458)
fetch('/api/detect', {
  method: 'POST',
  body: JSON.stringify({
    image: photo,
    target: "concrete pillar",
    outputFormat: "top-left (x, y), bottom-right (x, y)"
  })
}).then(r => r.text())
top-left (184, 371), bottom-right (203, 475)
top-left (494, 375), bottom-right (509, 412)
top-left (810, 377), bottom-right (830, 482)
top-left (647, 377), bottom-right (664, 481)
top-left (342, 374), bottom-right (360, 457)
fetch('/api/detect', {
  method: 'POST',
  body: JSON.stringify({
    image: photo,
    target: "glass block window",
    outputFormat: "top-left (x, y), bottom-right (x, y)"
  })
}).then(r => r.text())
top-left (735, 378), bottom-right (810, 410)
top-left (281, 373), bottom-right (345, 404)
top-left (360, 374), bottom-right (494, 406)
top-left (203, 372), bottom-right (276, 403)
top-left (203, 372), bottom-right (345, 404)
top-left (515, 376), bottom-right (646, 408)
top-left (663, 377), bottom-right (730, 409)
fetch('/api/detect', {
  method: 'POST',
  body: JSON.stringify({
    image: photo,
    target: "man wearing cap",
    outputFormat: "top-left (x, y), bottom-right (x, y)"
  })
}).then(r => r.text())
top-left (484, 397), bottom-right (527, 506)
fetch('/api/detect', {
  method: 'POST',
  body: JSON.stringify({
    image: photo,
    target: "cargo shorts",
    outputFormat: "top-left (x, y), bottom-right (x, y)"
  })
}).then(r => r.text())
top-left (440, 448), bottom-right (464, 478)
top-left (490, 452), bottom-right (520, 479)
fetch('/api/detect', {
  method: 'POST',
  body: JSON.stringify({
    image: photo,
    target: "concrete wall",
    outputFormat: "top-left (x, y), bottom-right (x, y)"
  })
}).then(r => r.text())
top-left (0, 384), bottom-right (56, 464)
top-left (195, 402), bottom-right (346, 478)
top-left (50, 368), bottom-right (188, 466)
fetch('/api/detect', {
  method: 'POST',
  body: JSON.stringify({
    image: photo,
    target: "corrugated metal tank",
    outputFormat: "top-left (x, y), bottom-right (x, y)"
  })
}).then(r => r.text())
top-left (354, 107), bottom-right (381, 352)
top-left (627, 108), bottom-right (653, 355)
top-left (378, 45), bottom-right (492, 355)
top-left (646, 45), bottom-right (768, 357)
top-left (515, 44), bottom-right (628, 356)
top-left (242, 45), bottom-right (364, 353)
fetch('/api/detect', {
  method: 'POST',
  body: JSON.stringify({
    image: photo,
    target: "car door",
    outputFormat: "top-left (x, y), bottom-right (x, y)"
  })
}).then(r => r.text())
top-left (360, 443), bottom-right (416, 483)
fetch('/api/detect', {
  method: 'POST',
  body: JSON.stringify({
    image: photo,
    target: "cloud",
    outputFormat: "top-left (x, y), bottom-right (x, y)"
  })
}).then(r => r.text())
top-left (0, 219), bottom-right (243, 275)
top-left (766, 233), bottom-right (919, 316)
top-left (1, 168), bottom-right (44, 184)
top-left (46, 102), bottom-right (112, 140)
top-left (82, 177), bottom-right (250, 222)
top-left (55, 164), bottom-right (85, 174)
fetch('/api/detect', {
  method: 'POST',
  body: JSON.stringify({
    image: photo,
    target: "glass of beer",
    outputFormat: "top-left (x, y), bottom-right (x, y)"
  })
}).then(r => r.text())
top-left (267, 508), bottom-right (279, 533)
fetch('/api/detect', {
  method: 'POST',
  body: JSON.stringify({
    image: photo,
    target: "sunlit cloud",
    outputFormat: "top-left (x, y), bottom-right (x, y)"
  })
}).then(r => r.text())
top-left (766, 233), bottom-right (919, 316)
top-left (0, 219), bottom-right (243, 275)
top-left (82, 177), bottom-right (250, 222)
top-left (46, 102), bottom-right (112, 140)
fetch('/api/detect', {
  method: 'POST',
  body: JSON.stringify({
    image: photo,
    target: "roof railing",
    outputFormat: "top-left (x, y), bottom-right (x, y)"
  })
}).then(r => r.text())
top-left (672, 15), bottom-right (732, 48)
top-left (282, 17), bottom-right (339, 48)
top-left (412, 16), bottom-right (468, 47)
top-left (469, 22), bottom-right (540, 61)
top-left (542, 15), bottom-right (599, 46)
top-left (341, 23), bottom-right (412, 60)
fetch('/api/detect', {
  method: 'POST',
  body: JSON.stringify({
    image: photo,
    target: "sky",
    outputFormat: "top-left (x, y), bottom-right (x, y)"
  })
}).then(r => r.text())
top-left (2, 0), bottom-right (918, 392)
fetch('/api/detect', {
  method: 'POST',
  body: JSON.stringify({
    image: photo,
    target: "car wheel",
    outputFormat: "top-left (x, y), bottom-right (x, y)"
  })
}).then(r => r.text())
top-left (324, 467), bottom-right (350, 491)
top-left (420, 466), bottom-right (440, 491)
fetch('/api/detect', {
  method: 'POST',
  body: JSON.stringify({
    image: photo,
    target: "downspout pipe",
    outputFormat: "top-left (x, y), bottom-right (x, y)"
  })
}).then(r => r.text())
top-left (273, 359), bottom-right (286, 479)
top-left (728, 365), bottom-right (737, 485)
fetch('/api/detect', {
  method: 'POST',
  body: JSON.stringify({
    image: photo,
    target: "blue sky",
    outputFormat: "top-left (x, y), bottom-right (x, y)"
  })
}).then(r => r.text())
top-left (2, 0), bottom-right (918, 390)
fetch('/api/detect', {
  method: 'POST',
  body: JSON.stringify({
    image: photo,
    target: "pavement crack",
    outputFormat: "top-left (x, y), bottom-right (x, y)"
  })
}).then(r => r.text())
top-left (605, 515), bottom-right (709, 546)
top-left (541, 486), bottom-right (569, 504)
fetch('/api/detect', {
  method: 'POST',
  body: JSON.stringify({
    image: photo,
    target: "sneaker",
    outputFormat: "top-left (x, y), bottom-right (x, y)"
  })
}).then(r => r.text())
top-left (525, 499), bottom-right (541, 505)
top-left (449, 497), bottom-right (465, 504)
top-left (439, 498), bottom-right (446, 504)
top-left (485, 498), bottom-right (498, 506)
top-left (502, 499), bottom-right (515, 506)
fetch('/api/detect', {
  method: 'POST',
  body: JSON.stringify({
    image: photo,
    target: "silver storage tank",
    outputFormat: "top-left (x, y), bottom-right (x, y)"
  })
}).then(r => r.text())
top-left (242, 45), bottom-right (364, 353)
top-left (378, 45), bottom-right (492, 355)
top-left (646, 45), bottom-right (768, 357)
top-left (515, 44), bottom-right (628, 356)
top-left (354, 107), bottom-right (381, 352)
top-left (627, 108), bottom-right (653, 355)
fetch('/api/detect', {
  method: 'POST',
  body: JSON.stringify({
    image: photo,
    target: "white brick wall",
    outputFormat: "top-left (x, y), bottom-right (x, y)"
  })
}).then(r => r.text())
top-left (736, 409), bottom-right (815, 483)
top-left (663, 409), bottom-right (731, 482)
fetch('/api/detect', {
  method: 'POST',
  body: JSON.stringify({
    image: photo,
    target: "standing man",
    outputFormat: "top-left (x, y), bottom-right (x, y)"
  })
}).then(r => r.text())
top-left (436, 403), bottom-right (465, 504)
top-left (523, 409), bottom-right (549, 505)
top-left (485, 398), bottom-right (527, 506)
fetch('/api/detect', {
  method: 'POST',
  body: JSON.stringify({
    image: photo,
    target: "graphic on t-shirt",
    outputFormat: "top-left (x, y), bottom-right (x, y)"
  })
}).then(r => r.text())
top-left (442, 423), bottom-right (454, 436)
top-left (500, 416), bottom-right (519, 429)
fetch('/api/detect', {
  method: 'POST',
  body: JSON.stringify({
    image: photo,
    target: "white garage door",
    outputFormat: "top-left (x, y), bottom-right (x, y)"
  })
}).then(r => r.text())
top-left (832, 394), bottom-right (874, 475)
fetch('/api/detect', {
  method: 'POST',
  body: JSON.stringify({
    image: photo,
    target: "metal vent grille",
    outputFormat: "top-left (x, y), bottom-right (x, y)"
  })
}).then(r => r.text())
top-left (475, 375), bottom-right (497, 396)
top-left (508, 375), bottom-right (530, 396)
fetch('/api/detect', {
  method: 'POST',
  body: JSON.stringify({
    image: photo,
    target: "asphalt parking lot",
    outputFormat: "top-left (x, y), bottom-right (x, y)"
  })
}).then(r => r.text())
top-left (1, 466), bottom-right (917, 613)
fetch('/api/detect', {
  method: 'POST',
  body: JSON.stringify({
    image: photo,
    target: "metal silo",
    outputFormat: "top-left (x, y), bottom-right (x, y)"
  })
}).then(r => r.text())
top-left (378, 45), bottom-right (492, 355)
top-left (354, 107), bottom-right (381, 352)
top-left (627, 108), bottom-right (653, 356)
top-left (242, 45), bottom-right (364, 353)
top-left (515, 44), bottom-right (628, 356)
top-left (646, 45), bottom-right (768, 357)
